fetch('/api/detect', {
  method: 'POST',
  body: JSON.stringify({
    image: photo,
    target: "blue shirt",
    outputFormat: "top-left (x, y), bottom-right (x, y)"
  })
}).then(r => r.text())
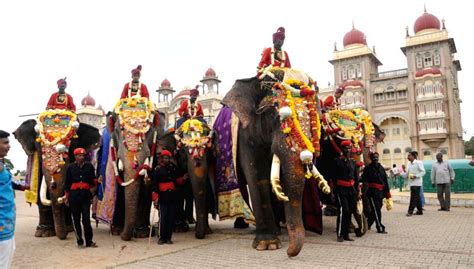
top-left (0, 166), bottom-right (15, 241)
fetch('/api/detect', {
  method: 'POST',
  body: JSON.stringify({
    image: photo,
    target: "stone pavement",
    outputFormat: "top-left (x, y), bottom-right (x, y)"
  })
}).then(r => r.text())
top-left (12, 192), bottom-right (474, 269)
top-left (391, 190), bottom-right (474, 208)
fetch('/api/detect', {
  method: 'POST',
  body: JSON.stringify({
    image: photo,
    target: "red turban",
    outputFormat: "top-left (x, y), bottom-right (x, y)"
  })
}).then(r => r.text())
top-left (73, 148), bottom-right (86, 155)
top-left (335, 87), bottom-right (345, 94)
top-left (131, 65), bottom-right (142, 76)
top-left (161, 150), bottom-right (172, 157)
top-left (273, 27), bottom-right (285, 42)
top-left (190, 85), bottom-right (200, 97)
top-left (340, 140), bottom-right (352, 147)
top-left (57, 77), bottom-right (67, 87)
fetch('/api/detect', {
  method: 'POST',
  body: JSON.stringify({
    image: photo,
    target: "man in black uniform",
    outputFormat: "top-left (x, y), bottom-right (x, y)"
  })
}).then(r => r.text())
top-left (152, 150), bottom-right (184, 245)
top-left (333, 140), bottom-right (360, 242)
top-left (64, 148), bottom-right (98, 248)
top-left (361, 152), bottom-right (392, 233)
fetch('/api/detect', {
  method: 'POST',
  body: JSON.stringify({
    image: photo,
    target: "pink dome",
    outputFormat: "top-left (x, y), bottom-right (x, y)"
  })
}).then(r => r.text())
top-left (343, 28), bottom-right (367, 47)
top-left (161, 78), bottom-right (171, 87)
top-left (205, 67), bottom-right (216, 77)
top-left (81, 93), bottom-right (96, 107)
top-left (414, 12), bottom-right (441, 34)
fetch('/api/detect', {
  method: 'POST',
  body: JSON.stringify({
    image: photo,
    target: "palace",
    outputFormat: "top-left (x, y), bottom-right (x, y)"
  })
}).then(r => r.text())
top-left (320, 8), bottom-right (464, 167)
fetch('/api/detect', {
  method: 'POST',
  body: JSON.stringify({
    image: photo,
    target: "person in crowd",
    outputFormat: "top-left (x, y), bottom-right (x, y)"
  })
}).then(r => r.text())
top-left (431, 152), bottom-right (455, 211)
top-left (403, 151), bottom-right (425, 216)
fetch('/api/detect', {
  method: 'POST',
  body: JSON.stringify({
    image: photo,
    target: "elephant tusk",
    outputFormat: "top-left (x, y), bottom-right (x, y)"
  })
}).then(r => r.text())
top-left (118, 159), bottom-right (124, 171)
top-left (121, 178), bottom-right (135, 187)
top-left (310, 165), bottom-right (331, 194)
top-left (270, 154), bottom-right (289, 202)
top-left (40, 177), bottom-right (52, 206)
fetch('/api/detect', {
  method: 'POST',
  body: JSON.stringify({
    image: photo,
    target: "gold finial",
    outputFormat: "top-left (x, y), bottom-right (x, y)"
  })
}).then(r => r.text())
top-left (352, 20), bottom-right (355, 29)
top-left (424, 3), bottom-right (427, 13)
top-left (334, 42), bottom-right (337, 51)
top-left (406, 26), bottom-right (409, 37)
top-left (442, 19), bottom-right (446, 30)
top-left (372, 46), bottom-right (376, 54)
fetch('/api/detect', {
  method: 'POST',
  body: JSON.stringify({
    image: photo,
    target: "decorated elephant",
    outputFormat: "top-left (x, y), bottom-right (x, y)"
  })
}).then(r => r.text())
top-left (213, 67), bottom-right (330, 257)
top-left (14, 110), bottom-right (100, 239)
top-left (157, 119), bottom-right (216, 239)
top-left (105, 98), bottom-right (164, 240)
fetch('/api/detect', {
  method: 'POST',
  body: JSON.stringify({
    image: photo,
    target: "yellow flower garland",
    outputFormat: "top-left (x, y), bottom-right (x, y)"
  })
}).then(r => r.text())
top-left (37, 109), bottom-right (78, 146)
top-left (285, 88), bottom-right (315, 153)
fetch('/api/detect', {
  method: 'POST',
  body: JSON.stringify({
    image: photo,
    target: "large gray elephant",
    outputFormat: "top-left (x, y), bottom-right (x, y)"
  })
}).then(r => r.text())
top-left (108, 107), bottom-right (165, 241)
top-left (215, 68), bottom-right (329, 257)
top-left (14, 119), bottom-right (100, 239)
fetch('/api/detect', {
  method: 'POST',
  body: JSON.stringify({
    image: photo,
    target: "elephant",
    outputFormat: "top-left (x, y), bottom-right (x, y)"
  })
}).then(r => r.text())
top-left (215, 67), bottom-right (330, 257)
top-left (14, 118), bottom-right (100, 239)
top-left (158, 122), bottom-right (216, 239)
top-left (107, 101), bottom-right (165, 241)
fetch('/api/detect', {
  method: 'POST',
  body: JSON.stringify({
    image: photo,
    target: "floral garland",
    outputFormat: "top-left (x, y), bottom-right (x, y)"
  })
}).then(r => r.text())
top-left (175, 119), bottom-right (212, 163)
top-left (114, 97), bottom-right (154, 135)
top-left (35, 109), bottom-right (79, 146)
top-left (273, 79), bottom-right (321, 157)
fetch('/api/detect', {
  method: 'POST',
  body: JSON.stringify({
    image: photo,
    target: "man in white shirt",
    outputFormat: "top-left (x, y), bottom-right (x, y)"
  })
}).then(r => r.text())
top-left (404, 151), bottom-right (425, 216)
top-left (431, 153), bottom-right (455, 211)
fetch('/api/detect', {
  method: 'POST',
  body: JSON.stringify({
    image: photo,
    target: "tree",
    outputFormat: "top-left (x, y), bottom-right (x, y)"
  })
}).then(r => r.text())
top-left (465, 136), bottom-right (474, 156)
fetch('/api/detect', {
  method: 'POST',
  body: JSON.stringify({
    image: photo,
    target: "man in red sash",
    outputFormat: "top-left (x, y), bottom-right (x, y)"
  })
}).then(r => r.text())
top-left (257, 27), bottom-right (291, 76)
top-left (176, 86), bottom-right (204, 128)
top-left (120, 65), bottom-right (150, 99)
top-left (46, 78), bottom-right (76, 112)
top-left (322, 87), bottom-right (344, 112)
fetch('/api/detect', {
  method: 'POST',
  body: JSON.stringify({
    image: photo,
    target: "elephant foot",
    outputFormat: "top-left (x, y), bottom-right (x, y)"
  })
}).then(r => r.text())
top-left (35, 225), bottom-right (56, 238)
top-left (111, 226), bottom-right (122, 236)
top-left (205, 225), bottom-right (213, 235)
top-left (234, 217), bottom-right (249, 229)
top-left (174, 221), bottom-right (189, 233)
top-left (134, 226), bottom-right (151, 238)
top-left (252, 236), bottom-right (281, 251)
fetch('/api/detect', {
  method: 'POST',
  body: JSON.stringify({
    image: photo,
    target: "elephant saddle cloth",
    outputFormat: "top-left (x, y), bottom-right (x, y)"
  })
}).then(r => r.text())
top-left (114, 97), bottom-right (154, 152)
top-left (270, 71), bottom-right (321, 158)
top-left (321, 108), bottom-right (375, 153)
top-left (175, 119), bottom-right (211, 160)
top-left (213, 106), bottom-right (255, 223)
top-left (36, 109), bottom-right (79, 174)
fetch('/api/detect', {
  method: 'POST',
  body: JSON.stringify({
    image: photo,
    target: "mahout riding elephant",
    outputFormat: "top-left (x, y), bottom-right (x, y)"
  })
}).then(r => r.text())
top-left (14, 118), bottom-right (100, 239)
top-left (215, 67), bottom-right (330, 257)
top-left (107, 99), bottom-right (165, 241)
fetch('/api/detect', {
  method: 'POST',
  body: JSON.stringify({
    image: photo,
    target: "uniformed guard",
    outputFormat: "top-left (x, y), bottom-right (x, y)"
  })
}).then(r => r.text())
top-left (64, 148), bottom-right (98, 248)
top-left (152, 150), bottom-right (184, 245)
top-left (361, 152), bottom-right (392, 234)
top-left (332, 140), bottom-right (360, 242)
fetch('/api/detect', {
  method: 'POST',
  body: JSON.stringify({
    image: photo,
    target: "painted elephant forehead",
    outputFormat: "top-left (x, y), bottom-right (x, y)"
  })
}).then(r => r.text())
top-left (282, 69), bottom-right (311, 85)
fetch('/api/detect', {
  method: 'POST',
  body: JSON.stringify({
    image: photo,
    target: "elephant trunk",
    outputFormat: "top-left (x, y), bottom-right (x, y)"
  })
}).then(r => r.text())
top-left (189, 160), bottom-right (208, 239)
top-left (285, 201), bottom-right (305, 257)
top-left (48, 173), bottom-right (68, 240)
top-left (121, 169), bottom-right (140, 241)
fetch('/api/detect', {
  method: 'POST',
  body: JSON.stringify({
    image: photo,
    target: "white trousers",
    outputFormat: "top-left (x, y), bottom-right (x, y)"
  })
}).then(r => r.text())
top-left (0, 237), bottom-right (15, 269)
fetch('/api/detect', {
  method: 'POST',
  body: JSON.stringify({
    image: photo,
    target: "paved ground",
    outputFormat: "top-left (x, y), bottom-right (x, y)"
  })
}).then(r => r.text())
top-left (12, 192), bottom-right (474, 269)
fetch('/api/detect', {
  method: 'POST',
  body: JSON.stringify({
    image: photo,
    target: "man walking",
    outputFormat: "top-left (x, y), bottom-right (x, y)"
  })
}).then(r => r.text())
top-left (431, 153), bottom-right (455, 211)
top-left (404, 151), bottom-right (425, 216)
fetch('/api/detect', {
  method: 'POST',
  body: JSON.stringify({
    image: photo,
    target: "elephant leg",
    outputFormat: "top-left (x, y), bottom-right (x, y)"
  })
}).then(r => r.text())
top-left (189, 164), bottom-right (208, 239)
top-left (134, 182), bottom-right (153, 238)
top-left (238, 141), bottom-right (280, 251)
top-left (184, 180), bottom-right (195, 224)
top-left (64, 206), bottom-right (74, 233)
top-left (112, 185), bottom-right (125, 236)
top-left (173, 187), bottom-right (189, 233)
top-left (36, 201), bottom-right (56, 237)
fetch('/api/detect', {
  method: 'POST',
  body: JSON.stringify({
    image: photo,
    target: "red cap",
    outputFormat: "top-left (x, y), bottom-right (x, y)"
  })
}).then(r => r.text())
top-left (57, 77), bottom-right (67, 87)
top-left (161, 150), bottom-right (172, 157)
top-left (340, 140), bottom-right (352, 147)
top-left (73, 148), bottom-right (86, 155)
top-left (131, 65), bottom-right (142, 76)
top-left (335, 87), bottom-right (345, 94)
top-left (273, 27), bottom-right (285, 42)
top-left (190, 85), bottom-right (200, 97)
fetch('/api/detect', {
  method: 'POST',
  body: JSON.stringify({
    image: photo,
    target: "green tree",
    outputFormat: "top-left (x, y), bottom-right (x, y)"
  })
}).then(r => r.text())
top-left (465, 136), bottom-right (474, 156)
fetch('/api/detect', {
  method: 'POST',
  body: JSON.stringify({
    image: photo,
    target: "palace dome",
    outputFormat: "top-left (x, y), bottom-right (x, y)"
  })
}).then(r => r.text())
top-left (343, 28), bottom-right (367, 47)
top-left (81, 93), bottom-right (96, 107)
top-left (414, 12), bottom-right (441, 34)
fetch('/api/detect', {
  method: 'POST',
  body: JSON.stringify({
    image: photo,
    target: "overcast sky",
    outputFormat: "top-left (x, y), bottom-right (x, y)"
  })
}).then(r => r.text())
top-left (1, 0), bottom-right (472, 170)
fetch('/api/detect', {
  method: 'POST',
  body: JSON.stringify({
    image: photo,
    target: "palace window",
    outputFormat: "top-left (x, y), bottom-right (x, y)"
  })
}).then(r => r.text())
top-left (423, 150), bottom-right (431, 156)
top-left (416, 54), bottom-right (423, 69)
top-left (440, 148), bottom-right (448, 154)
top-left (394, 148), bottom-right (402, 154)
top-left (434, 51), bottom-right (441, 66)
top-left (392, 128), bottom-right (400, 135)
top-left (348, 66), bottom-right (356, 79)
top-left (386, 92), bottom-right (396, 100)
top-left (398, 90), bottom-right (407, 99)
top-left (375, 93), bottom-right (384, 102)
top-left (341, 68), bottom-right (347, 80)
top-left (424, 52), bottom-right (433, 67)
top-left (405, 147), bottom-right (412, 153)
top-left (383, 149), bottom-right (390, 154)
top-left (356, 64), bottom-right (362, 78)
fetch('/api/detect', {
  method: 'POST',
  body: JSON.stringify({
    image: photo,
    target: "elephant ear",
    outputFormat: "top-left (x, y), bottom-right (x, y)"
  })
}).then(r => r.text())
top-left (372, 122), bottom-right (386, 144)
top-left (222, 77), bottom-right (266, 128)
top-left (69, 123), bottom-right (101, 156)
top-left (13, 119), bottom-right (38, 155)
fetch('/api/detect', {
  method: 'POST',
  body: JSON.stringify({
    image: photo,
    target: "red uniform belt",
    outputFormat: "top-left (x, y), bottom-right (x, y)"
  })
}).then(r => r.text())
top-left (159, 182), bottom-right (175, 192)
top-left (336, 179), bottom-right (355, 187)
top-left (368, 183), bottom-right (384, 190)
top-left (71, 182), bottom-right (90, 190)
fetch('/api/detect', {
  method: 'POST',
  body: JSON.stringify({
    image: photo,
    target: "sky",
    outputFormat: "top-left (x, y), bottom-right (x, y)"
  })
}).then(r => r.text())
top-left (1, 0), bottom-right (472, 170)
